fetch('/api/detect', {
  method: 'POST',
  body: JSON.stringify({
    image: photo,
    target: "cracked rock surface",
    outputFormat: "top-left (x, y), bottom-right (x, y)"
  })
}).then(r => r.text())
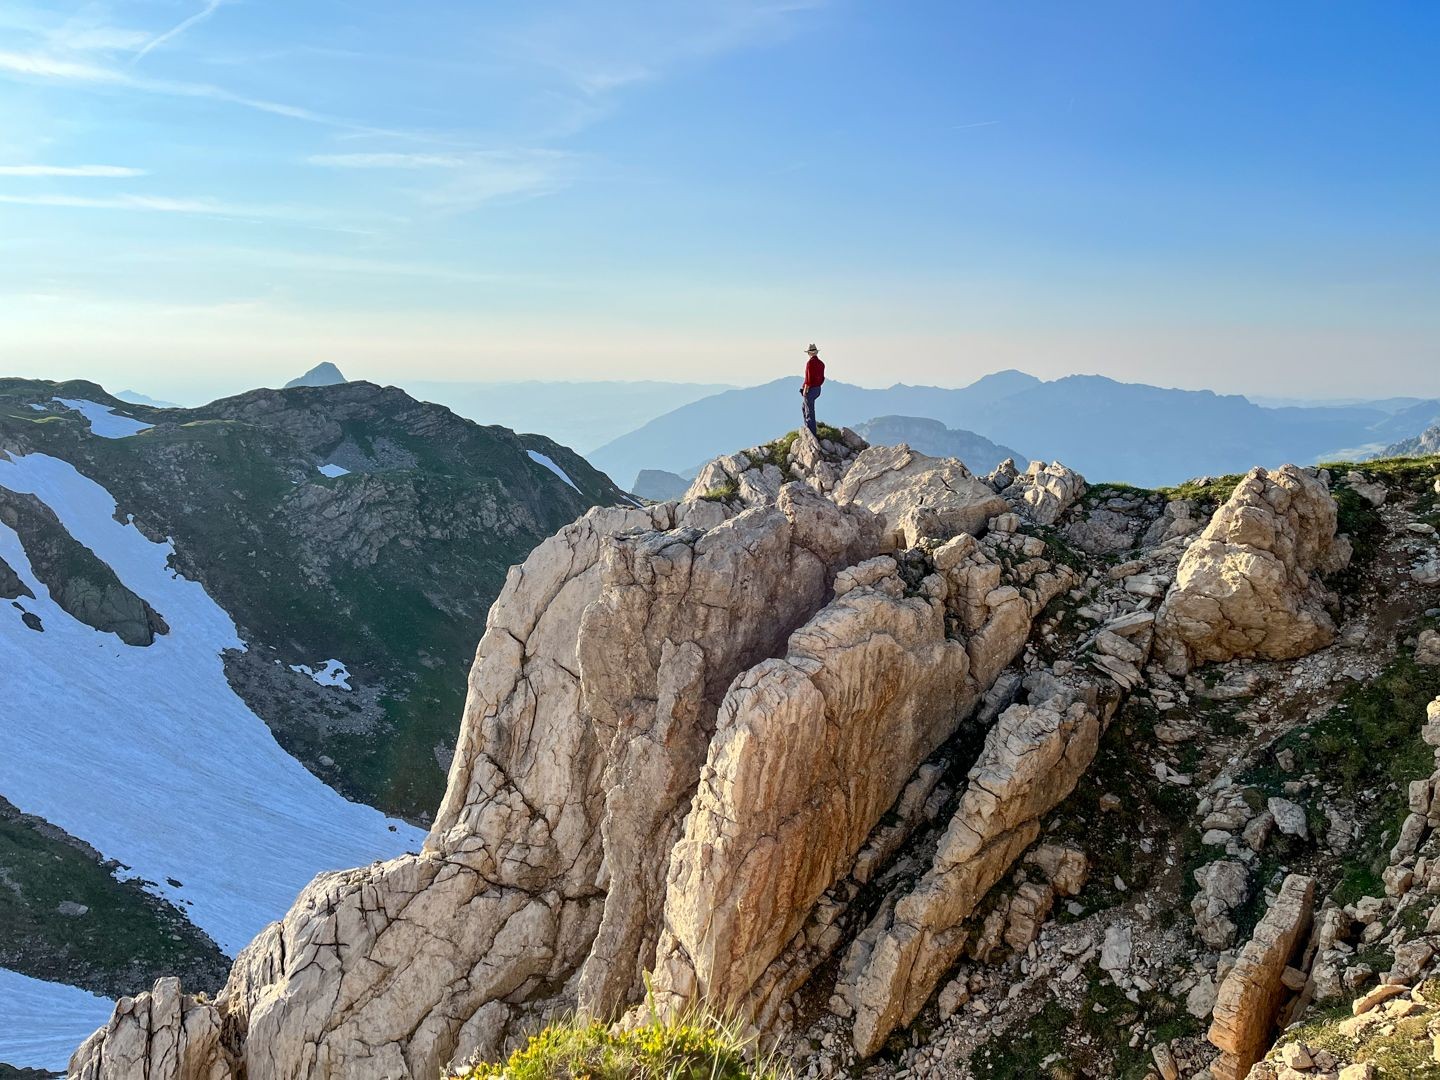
top-left (1155, 465), bottom-right (1350, 675)
top-left (68, 432), bottom-right (1367, 1080)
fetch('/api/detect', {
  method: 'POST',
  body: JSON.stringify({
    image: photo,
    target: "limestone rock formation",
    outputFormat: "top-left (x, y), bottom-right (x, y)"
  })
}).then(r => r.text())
top-left (646, 524), bottom-right (1073, 1021)
top-left (831, 444), bottom-right (1008, 548)
top-left (70, 977), bottom-right (232, 1080)
top-left (683, 427), bottom-right (866, 505)
top-left (69, 427), bottom-right (1369, 1080)
top-left (1208, 873), bottom-right (1316, 1080)
top-left (1005, 460), bottom-right (1086, 526)
top-left (841, 675), bottom-right (1118, 1056)
top-left (1154, 466), bottom-right (1349, 674)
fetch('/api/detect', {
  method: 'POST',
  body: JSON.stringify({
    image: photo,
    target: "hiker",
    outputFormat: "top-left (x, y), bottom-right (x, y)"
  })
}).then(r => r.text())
top-left (800, 343), bottom-right (825, 435)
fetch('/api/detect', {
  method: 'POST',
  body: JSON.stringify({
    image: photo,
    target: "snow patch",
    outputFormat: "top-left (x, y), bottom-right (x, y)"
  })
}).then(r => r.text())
top-left (0, 966), bottom-right (114, 1072)
top-left (0, 452), bottom-right (423, 961)
top-left (51, 397), bottom-right (153, 439)
top-left (290, 658), bottom-right (351, 689)
top-left (527, 449), bottom-right (580, 491)
top-left (317, 462), bottom-right (350, 478)
top-left (28, 403), bottom-right (46, 412)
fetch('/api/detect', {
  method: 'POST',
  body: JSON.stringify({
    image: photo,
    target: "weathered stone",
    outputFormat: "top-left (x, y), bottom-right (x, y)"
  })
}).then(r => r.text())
top-left (647, 556), bottom-right (975, 1015)
top-left (832, 444), bottom-right (1007, 548)
top-left (1208, 873), bottom-right (1316, 1080)
top-left (1008, 460), bottom-right (1086, 526)
top-left (1268, 797), bottom-right (1309, 839)
top-left (1025, 843), bottom-right (1089, 896)
top-left (70, 977), bottom-right (232, 1080)
top-left (1193, 860), bottom-right (1251, 950)
top-left (842, 679), bottom-right (1116, 1056)
top-left (1352, 983), bottom-right (1406, 1015)
top-left (1417, 628), bottom-right (1440, 667)
top-left (1155, 466), bottom-right (1348, 674)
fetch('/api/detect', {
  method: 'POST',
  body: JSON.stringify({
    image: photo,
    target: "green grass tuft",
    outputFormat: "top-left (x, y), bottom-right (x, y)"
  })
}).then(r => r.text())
top-left (451, 1012), bottom-right (794, 1080)
top-left (699, 480), bottom-right (740, 503)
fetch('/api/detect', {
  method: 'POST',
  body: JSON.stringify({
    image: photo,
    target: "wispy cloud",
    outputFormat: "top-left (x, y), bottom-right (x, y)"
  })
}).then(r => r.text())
top-left (504, 0), bottom-right (827, 103)
top-left (306, 153), bottom-right (468, 169)
top-left (0, 48), bottom-right (400, 135)
top-left (952, 120), bottom-right (1001, 131)
top-left (306, 149), bottom-right (574, 211)
top-left (0, 163), bottom-right (145, 177)
top-left (133, 0), bottom-right (229, 64)
top-left (0, 191), bottom-right (377, 234)
top-left (0, 192), bottom-right (267, 215)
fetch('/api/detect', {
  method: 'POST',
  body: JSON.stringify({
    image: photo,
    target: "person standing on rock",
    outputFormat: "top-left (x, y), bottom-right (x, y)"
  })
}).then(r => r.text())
top-left (801, 343), bottom-right (825, 435)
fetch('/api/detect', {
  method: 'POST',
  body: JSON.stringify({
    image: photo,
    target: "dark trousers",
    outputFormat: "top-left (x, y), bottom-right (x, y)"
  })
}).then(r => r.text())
top-left (801, 385), bottom-right (821, 435)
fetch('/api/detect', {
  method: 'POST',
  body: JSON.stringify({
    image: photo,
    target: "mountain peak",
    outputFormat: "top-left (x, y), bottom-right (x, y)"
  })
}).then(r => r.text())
top-left (284, 362), bottom-right (347, 389)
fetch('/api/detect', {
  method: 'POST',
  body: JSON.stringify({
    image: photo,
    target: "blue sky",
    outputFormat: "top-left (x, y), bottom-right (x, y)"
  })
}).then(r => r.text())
top-left (1, 1), bottom-right (1437, 401)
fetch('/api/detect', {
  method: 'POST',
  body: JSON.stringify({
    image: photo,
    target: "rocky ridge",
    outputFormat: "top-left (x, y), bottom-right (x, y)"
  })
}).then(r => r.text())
top-left (64, 432), bottom-right (1440, 1080)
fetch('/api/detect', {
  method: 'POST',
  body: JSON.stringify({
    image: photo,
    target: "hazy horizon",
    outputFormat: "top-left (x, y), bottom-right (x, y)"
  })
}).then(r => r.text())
top-left (3, 2), bottom-right (1437, 398)
top-left (16, 363), bottom-right (1438, 418)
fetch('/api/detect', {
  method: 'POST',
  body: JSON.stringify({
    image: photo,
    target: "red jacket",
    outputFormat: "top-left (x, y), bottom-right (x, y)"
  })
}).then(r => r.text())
top-left (804, 356), bottom-right (825, 388)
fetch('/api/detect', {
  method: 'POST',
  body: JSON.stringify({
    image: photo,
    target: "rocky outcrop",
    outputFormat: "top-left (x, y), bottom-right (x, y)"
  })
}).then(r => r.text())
top-left (1208, 873), bottom-right (1316, 1080)
top-left (1380, 423), bottom-right (1440, 459)
top-left (1154, 466), bottom-right (1349, 674)
top-left (0, 551), bottom-right (32, 600)
top-left (647, 556), bottom-right (970, 1016)
top-left (646, 525), bottom-right (1074, 1021)
top-left (67, 426), bottom-right (1100, 1080)
top-left (70, 977), bottom-right (233, 1080)
top-left (683, 427), bottom-right (866, 505)
top-left (831, 444), bottom-right (1008, 548)
top-left (76, 424), bottom-right (1383, 1080)
top-left (0, 486), bottom-right (167, 645)
top-left (571, 484), bottom-right (883, 1015)
top-left (1005, 460), bottom-right (1085, 526)
top-left (841, 675), bottom-right (1118, 1056)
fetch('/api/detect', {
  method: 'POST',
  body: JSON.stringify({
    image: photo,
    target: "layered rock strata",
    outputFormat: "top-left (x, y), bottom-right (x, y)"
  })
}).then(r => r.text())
top-left (1208, 873), bottom-right (1317, 1080)
top-left (841, 674), bottom-right (1120, 1056)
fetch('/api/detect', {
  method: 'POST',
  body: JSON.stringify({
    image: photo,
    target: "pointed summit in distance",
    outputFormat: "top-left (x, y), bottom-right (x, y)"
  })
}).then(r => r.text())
top-left (284, 362), bottom-right (348, 389)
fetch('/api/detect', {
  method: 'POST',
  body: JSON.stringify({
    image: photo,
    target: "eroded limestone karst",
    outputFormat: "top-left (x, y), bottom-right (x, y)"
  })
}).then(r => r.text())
top-left (69, 430), bottom-right (1349, 1080)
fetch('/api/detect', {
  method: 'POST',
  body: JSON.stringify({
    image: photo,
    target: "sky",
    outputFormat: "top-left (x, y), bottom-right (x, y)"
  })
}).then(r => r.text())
top-left (1, 0), bottom-right (1437, 402)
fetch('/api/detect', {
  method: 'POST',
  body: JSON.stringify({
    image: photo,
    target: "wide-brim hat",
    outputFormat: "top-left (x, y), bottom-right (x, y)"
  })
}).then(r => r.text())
top-left (805, 344), bottom-right (819, 354)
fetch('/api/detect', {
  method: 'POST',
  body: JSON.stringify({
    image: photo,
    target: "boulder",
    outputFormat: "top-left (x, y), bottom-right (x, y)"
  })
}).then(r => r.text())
top-left (1416, 628), bottom-right (1440, 667)
top-left (832, 444), bottom-right (1008, 548)
top-left (1193, 860), bottom-right (1251, 949)
top-left (1155, 466), bottom-right (1349, 674)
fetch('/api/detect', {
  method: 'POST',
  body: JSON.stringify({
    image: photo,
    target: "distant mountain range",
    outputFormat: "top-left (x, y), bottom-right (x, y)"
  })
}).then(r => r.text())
top-left (588, 371), bottom-right (1440, 488)
top-left (403, 379), bottom-right (734, 455)
top-left (851, 416), bottom-right (1025, 474)
top-left (1380, 425), bottom-right (1440, 459)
